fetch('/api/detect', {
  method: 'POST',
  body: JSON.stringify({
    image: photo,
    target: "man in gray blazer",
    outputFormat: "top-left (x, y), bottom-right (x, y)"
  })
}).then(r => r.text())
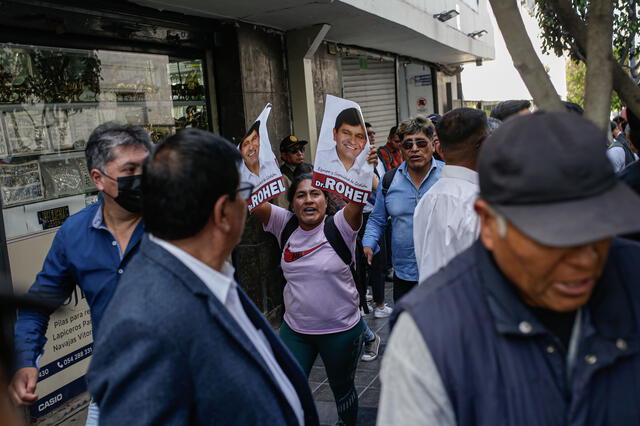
top-left (87, 129), bottom-right (319, 426)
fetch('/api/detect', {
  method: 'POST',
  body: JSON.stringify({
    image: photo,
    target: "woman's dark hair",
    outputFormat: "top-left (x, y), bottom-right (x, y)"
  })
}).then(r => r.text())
top-left (287, 173), bottom-right (313, 204)
top-left (287, 173), bottom-right (330, 211)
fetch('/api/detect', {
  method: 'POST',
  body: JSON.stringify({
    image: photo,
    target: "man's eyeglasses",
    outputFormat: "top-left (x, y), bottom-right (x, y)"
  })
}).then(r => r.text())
top-left (236, 182), bottom-right (254, 201)
top-left (401, 139), bottom-right (431, 150)
top-left (286, 146), bottom-right (305, 154)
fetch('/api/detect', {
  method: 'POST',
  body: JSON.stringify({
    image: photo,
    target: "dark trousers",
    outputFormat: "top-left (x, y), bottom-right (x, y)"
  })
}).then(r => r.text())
top-left (393, 274), bottom-right (418, 303)
top-left (369, 235), bottom-right (387, 304)
top-left (385, 219), bottom-right (393, 271)
top-left (358, 213), bottom-right (387, 306)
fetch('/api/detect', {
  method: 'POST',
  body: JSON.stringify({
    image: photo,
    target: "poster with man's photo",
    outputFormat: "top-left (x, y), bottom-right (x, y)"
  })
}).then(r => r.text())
top-left (238, 103), bottom-right (285, 211)
top-left (312, 95), bottom-right (373, 204)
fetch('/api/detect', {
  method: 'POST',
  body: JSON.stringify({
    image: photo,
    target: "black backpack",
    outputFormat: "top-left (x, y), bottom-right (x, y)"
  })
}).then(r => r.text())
top-left (279, 215), bottom-right (358, 289)
top-left (381, 166), bottom-right (399, 197)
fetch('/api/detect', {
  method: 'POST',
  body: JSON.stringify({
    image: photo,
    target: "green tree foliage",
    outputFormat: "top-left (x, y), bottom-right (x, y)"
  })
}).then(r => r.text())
top-left (536, 0), bottom-right (639, 67)
top-left (566, 59), bottom-right (623, 112)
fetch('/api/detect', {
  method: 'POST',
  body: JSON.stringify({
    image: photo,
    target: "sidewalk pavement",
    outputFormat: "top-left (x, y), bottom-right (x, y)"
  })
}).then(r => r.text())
top-left (310, 280), bottom-right (394, 426)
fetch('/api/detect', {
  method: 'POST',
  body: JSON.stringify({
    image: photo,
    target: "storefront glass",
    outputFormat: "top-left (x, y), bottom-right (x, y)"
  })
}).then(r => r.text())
top-left (0, 43), bottom-right (209, 240)
top-left (0, 42), bottom-right (210, 419)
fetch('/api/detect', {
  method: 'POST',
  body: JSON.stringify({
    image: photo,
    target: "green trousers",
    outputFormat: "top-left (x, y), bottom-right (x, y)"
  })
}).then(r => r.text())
top-left (280, 319), bottom-right (365, 426)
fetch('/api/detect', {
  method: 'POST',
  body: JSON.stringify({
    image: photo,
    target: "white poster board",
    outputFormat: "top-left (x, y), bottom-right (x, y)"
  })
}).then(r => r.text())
top-left (312, 95), bottom-right (372, 204)
top-left (238, 103), bottom-right (285, 211)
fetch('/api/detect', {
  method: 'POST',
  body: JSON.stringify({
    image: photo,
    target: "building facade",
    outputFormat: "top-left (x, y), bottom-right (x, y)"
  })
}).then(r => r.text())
top-left (0, 0), bottom-right (493, 423)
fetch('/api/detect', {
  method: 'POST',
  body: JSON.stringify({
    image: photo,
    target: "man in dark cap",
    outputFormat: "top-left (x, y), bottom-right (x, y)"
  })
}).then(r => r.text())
top-left (378, 111), bottom-right (640, 425)
top-left (279, 135), bottom-right (313, 182)
top-left (490, 99), bottom-right (531, 121)
top-left (275, 136), bottom-right (313, 209)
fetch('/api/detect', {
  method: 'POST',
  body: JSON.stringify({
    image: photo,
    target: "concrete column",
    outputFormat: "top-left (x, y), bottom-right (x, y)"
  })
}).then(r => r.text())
top-left (286, 24), bottom-right (331, 163)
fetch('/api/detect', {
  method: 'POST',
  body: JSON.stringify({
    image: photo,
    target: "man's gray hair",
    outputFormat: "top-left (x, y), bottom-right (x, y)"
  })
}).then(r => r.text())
top-left (85, 122), bottom-right (153, 172)
top-left (397, 115), bottom-right (435, 140)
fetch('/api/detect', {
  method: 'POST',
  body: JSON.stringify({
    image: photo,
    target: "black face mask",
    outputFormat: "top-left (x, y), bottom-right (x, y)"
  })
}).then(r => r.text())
top-left (110, 174), bottom-right (143, 213)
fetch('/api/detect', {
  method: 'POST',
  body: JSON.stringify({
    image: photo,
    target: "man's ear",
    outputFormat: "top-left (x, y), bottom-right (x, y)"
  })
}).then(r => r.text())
top-left (333, 128), bottom-right (338, 142)
top-left (90, 169), bottom-right (106, 192)
top-left (474, 199), bottom-right (496, 251)
top-left (212, 194), bottom-right (232, 233)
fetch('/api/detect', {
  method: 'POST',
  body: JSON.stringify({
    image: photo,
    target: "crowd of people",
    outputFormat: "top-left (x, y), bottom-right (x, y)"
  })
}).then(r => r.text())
top-left (6, 98), bottom-right (640, 426)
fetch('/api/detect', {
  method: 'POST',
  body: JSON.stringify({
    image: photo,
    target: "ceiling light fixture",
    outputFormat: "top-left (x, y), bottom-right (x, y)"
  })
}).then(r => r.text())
top-left (468, 29), bottom-right (488, 39)
top-left (433, 9), bottom-right (460, 22)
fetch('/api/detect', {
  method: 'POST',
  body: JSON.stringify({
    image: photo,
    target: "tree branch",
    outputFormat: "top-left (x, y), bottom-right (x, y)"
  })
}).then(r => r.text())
top-left (548, 0), bottom-right (640, 115)
top-left (583, 0), bottom-right (614, 130)
top-left (488, 0), bottom-right (565, 111)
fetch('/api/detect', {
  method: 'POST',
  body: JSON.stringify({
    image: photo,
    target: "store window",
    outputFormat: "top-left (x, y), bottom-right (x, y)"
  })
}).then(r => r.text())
top-left (0, 43), bottom-right (210, 240)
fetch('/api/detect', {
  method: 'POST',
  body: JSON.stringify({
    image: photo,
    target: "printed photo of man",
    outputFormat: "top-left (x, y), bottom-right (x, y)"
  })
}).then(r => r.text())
top-left (240, 120), bottom-right (261, 176)
top-left (313, 95), bottom-right (374, 201)
top-left (333, 108), bottom-right (367, 172)
top-left (238, 103), bottom-right (286, 211)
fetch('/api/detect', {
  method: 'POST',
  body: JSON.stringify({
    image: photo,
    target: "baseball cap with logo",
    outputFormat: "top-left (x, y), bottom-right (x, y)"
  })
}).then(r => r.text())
top-left (280, 135), bottom-right (308, 152)
top-left (478, 111), bottom-right (640, 247)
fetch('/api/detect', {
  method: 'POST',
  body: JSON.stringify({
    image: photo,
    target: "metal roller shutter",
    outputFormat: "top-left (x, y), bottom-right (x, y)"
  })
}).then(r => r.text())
top-left (341, 57), bottom-right (397, 141)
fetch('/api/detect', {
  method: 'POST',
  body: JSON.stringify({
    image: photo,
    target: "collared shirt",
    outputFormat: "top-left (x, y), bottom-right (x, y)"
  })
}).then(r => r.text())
top-left (363, 159), bottom-right (444, 281)
top-left (14, 201), bottom-right (144, 368)
top-left (149, 235), bottom-right (304, 426)
top-left (413, 165), bottom-right (480, 281)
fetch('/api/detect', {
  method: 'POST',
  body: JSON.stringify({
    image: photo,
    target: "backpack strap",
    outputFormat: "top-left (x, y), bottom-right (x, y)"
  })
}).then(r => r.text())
top-left (381, 167), bottom-right (399, 197)
top-left (323, 216), bottom-right (358, 288)
top-left (324, 215), bottom-right (352, 266)
top-left (378, 146), bottom-right (392, 170)
top-left (280, 214), bottom-right (299, 249)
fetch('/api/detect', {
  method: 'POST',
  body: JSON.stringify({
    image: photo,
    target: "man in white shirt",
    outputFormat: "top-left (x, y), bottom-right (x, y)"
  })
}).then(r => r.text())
top-left (413, 108), bottom-right (490, 282)
top-left (88, 129), bottom-right (318, 426)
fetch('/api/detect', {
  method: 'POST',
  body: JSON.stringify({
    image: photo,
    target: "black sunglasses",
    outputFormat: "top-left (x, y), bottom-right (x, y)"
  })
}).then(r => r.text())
top-left (286, 146), bottom-right (305, 154)
top-left (401, 138), bottom-right (430, 150)
top-left (236, 182), bottom-right (254, 201)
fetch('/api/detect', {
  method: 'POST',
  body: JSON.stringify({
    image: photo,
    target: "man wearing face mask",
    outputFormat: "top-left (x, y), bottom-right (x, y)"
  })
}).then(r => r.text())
top-left (9, 122), bottom-right (151, 425)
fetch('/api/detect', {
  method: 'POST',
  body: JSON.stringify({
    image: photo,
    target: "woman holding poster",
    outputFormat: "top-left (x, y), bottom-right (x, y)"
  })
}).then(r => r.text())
top-left (252, 147), bottom-right (378, 426)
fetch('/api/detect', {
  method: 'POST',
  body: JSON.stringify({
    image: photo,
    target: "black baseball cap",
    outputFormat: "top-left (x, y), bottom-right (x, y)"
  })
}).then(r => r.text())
top-left (280, 135), bottom-right (308, 152)
top-left (478, 111), bottom-right (640, 247)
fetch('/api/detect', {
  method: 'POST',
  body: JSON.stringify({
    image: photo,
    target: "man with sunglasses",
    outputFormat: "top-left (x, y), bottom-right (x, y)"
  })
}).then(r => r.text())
top-left (413, 108), bottom-right (490, 282)
top-left (362, 116), bottom-right (443, 302)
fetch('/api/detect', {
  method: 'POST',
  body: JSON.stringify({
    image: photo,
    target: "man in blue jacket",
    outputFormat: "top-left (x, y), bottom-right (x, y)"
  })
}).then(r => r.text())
top-left (362, 115), bottom-right (443, 302)
top-left (378, 112), bottom-right (640, 425)
top-left (9, 123), bottom-right (151, 424)
top-left (87, 129), bottom-right (318, 426)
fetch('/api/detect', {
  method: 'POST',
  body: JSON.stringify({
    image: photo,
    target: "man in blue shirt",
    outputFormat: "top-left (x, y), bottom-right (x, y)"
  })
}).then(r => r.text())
top-left (9, 123), bottom-right (152, 424)
top-left (363, 116), bottom-right (443, 302)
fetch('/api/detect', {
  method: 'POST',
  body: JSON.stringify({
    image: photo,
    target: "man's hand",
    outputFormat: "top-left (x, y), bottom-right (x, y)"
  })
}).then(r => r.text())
top-left (363, 246), bottom-right (374, 265)
top-left (9, 367), bottom-right (38, 406)
top-left (366, 146), bottom-right (378, 167)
